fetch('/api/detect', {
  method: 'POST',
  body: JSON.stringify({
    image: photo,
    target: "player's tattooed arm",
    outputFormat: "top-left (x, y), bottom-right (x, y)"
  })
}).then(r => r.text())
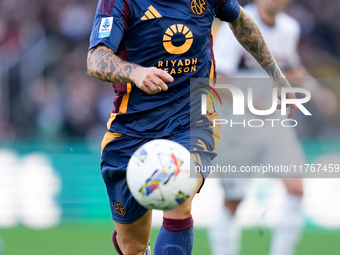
top-left (228, 7), bottom-right (283, 82)
top-left (87, 45), bottom-right (173, 94)
top-left (228, 7), bottom-right (297, 117)
top-left (87, 45), bottom-right (137, 83)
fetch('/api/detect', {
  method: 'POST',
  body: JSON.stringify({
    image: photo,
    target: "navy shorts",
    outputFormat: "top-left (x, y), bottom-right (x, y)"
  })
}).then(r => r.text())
top-left (100, 128), bottom-right (219, 224)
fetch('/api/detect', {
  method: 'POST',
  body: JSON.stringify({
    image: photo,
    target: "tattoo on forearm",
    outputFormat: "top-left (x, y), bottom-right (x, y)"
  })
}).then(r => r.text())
top-left (87, 47), bottom-right (137, 83)
top-left (229, 9), bottom-right (281, 79)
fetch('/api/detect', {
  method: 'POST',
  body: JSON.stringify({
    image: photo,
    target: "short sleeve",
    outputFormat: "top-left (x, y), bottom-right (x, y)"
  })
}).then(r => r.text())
top-left (216, 0), bottom-right (240, 22)
top-left (89, 0), bottom-right (130, 52)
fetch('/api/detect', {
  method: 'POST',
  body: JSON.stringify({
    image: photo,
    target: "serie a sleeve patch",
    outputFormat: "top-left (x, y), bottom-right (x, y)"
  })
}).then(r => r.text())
top-left (98, 17), bottom-right (114, 38)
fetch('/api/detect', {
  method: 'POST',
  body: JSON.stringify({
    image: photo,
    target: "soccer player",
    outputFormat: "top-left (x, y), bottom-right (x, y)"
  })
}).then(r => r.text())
top-left (208, 0), bottom-right (336, 255)
top-left (87, 0), bottom-right (297, 254)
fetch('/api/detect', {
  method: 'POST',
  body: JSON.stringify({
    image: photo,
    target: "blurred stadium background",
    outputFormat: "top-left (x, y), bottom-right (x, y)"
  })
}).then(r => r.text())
top-left (0, 0), bottom-right (340, 254)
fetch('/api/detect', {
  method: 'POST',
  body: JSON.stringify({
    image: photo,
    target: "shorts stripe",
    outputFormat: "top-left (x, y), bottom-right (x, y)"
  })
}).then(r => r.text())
top-left (101, 132), bottom-right (122, 154)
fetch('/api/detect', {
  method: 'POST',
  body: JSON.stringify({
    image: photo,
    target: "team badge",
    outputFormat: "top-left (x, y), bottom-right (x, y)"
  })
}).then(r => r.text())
top-left (98, 17), bottom-right (113, 38)
top-left (190, 0), bottom-right (207, 16)
top-left (114, 201), bottom-right (125, 216)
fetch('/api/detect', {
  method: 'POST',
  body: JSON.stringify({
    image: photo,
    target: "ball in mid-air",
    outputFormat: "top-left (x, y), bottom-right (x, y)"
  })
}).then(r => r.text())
top-left (127, 139), bottom-right (197, 210)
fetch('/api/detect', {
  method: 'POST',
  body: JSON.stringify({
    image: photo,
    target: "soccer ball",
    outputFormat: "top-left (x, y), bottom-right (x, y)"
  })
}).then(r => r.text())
top-left (126, 139), bottom-right (197, 211)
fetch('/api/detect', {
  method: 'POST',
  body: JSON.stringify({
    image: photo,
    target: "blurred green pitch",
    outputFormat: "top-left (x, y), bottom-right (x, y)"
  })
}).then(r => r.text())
top-left (1, 224), bottom-right (340, 255)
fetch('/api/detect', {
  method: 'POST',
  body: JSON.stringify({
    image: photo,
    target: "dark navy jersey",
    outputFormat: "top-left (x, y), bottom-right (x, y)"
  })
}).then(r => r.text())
top-left (89, 0), bottom-right (240, 138)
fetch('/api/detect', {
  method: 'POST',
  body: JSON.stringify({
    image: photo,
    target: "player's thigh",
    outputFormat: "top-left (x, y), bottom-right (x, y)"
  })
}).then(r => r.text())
top-left (101, 132), bottom-right (151, 223)
top-left (220, 178), bottom-right (250, 200)
top-left (224, 199), bottom-right (242, 214)
top-left (282, 178), bottom-right (303, 195)
top-left (220, 178), bottom-right (249, 212)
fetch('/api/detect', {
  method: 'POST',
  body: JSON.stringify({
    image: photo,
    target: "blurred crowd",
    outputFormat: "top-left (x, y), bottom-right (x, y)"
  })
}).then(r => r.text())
top-left (0, 0), bottom-right (114, 143)
top-left (0, 0), bottom-right (339, 143)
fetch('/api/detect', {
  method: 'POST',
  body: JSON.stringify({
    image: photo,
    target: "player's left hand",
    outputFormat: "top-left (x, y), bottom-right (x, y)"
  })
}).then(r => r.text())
top-left (273, 76), bottom-right (298, 118)
top-left (277, 90), bottom-right (298, 118)
top-left (131, 66), bottom-right (174, 94)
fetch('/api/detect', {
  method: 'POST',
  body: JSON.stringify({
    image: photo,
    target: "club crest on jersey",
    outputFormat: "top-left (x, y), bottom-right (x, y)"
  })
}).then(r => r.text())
top-left (190, 0), bottom-right (207, 16)
top-left (98, 17), bottom-right (113, 38)
top-left (114, 201), bottom-right (125, 216)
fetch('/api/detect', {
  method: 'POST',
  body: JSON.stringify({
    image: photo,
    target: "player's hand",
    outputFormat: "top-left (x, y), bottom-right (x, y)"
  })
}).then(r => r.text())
top-left (277, 90), bottom-right (298, 118)
top-left (273, 77), bottom-right (298, 118)
top-left (131, 66), bottom-right (174, 94)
